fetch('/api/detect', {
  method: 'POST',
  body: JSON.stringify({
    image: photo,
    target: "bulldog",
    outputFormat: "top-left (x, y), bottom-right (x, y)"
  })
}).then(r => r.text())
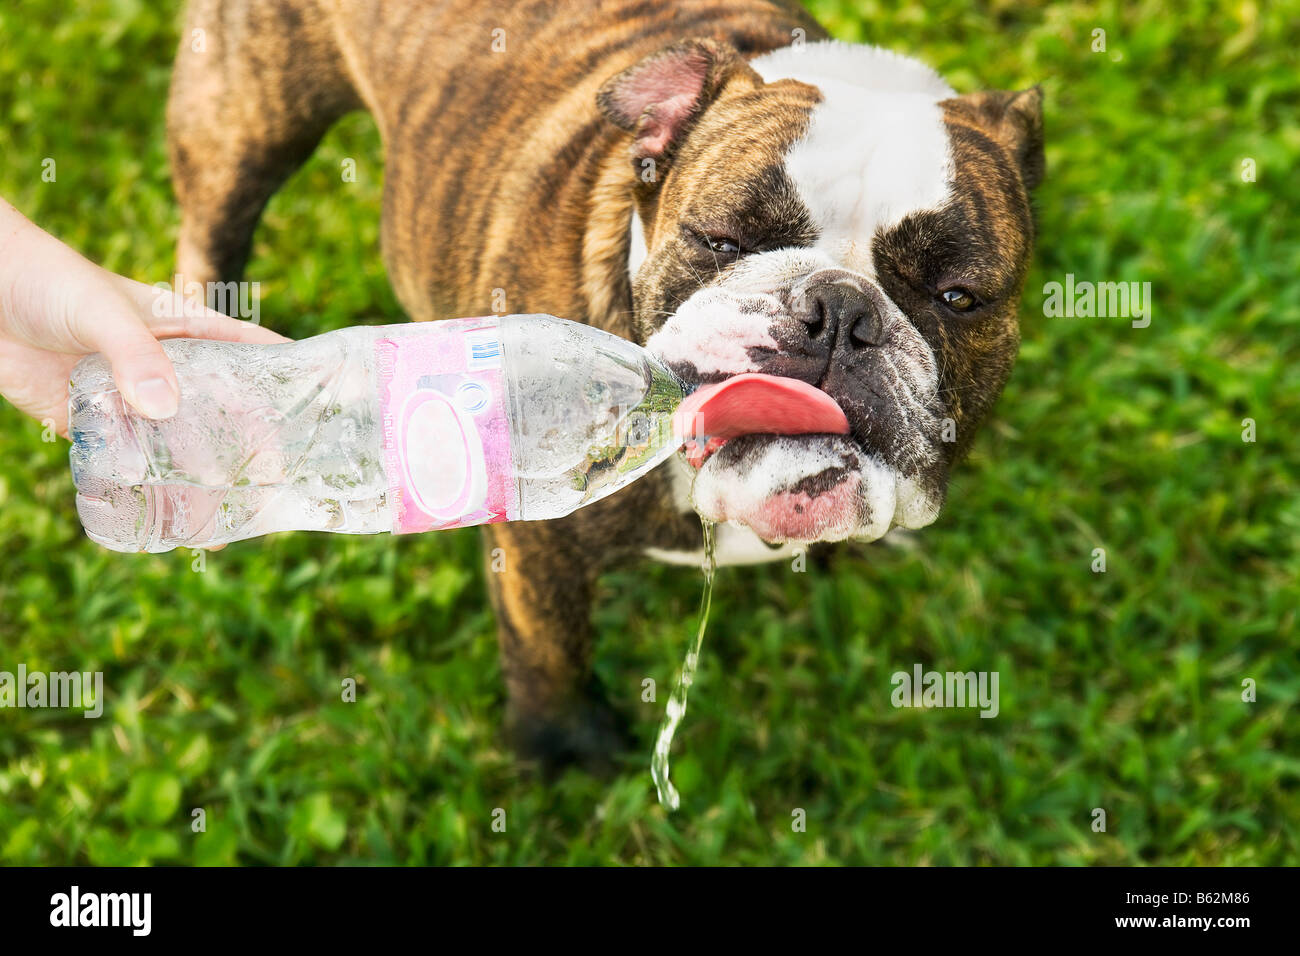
top-left (167, 0), bottom-right (1043, 767)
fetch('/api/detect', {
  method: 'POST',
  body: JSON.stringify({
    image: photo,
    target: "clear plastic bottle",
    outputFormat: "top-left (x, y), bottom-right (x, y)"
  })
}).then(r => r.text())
top-left (68, 315), bottom-right (685, 552)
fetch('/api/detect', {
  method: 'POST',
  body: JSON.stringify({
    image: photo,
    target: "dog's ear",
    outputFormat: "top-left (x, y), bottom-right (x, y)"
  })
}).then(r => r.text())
top-left (943, 86), bottom-right (1045, 192)
top-left (597, 38), bottom-right (755, 165)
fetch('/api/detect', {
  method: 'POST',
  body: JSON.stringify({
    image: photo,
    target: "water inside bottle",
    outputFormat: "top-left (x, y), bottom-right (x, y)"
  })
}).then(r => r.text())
top-left (650, 517), bottom-right (716, 811)
top-left (503, 315), bottom-right (686, 521)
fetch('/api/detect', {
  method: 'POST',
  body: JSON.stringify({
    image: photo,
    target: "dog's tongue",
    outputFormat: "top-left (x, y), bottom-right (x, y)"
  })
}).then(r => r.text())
top-left (672, 372), bottom-right (850, 467)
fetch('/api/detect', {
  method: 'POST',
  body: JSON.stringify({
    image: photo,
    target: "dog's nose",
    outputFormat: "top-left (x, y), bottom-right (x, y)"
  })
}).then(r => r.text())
top-left (797, 282), bottom-right (886, 349)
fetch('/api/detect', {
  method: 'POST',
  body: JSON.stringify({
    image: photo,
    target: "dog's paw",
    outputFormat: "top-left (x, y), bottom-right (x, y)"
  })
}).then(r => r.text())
top-left (505, 694), bottom-right (630, 777)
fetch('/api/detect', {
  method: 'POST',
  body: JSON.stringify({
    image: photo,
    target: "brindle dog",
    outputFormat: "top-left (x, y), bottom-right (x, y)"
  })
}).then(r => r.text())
top-left (167, 0), bottom-right (1043, 768)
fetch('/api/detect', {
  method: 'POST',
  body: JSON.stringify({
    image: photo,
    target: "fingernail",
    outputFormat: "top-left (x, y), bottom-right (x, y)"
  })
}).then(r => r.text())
top-left (132, 377), bottom-right (179, 419)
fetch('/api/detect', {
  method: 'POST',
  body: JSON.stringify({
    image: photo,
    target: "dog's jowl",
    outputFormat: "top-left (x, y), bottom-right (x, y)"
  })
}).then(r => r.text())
top-left (167, 0), bottom-right (1042, 768)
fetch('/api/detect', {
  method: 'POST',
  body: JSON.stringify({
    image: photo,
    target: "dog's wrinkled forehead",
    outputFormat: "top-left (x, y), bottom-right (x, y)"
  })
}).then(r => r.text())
top-left (749, 43), bottom-right (957, 274)
top-left (628, 41), bottom-right (965, 314)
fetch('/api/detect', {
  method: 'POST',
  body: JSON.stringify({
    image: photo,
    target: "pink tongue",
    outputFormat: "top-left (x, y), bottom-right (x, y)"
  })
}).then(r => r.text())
top-left (672, 372), bottom-right (850, 467)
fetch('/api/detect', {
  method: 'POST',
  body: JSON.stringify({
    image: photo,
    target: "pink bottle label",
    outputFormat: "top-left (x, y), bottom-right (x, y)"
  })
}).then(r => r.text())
top-left (375, 318), bottom-right (518, 533)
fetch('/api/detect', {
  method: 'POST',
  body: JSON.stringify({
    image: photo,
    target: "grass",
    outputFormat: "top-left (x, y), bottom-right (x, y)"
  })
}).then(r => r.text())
top-left (0, 0), bottom-right (1296, 865)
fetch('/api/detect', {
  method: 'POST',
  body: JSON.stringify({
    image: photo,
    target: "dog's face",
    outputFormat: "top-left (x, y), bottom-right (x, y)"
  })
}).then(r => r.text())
top-left (599, 39), bottom-right (1043, 544)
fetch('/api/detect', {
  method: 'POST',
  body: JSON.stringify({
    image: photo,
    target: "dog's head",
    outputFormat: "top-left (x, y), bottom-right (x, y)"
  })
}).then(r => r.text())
top-left (598, 38), bottom-right (1043, 544)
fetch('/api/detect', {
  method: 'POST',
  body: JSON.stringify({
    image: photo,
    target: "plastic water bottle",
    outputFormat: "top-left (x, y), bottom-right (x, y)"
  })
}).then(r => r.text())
top-left (68, 315), bottom-right (685, 552)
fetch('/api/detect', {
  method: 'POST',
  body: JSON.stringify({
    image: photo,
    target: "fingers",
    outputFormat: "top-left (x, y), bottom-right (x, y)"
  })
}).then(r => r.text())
top-left (0, 224), bottom-right (182, 420)
top-left (169, 309), bottom-right (290, 345)
top-left (113, 276), bottom-right (289, 344)
top-left (0, 199), bottom-right (289, 431)
top-left (71, 285), bottom-right (181, 420)
top-left (77, 275), bottom-right (290, 421)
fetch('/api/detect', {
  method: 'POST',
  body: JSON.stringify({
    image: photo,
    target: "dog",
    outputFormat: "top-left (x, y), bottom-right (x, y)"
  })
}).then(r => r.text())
top-left (167, 0), bottom-right (1043, 768)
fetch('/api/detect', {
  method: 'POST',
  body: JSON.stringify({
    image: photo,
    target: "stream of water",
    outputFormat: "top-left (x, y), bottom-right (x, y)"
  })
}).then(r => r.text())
top-left (650, 517), bottom-right (716, 811)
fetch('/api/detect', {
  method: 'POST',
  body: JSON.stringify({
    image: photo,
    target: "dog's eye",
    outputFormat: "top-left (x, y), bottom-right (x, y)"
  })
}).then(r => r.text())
top-left (682, 225), bottom-right (748, 261)
top-left (702, 234), bottom-right (742, 256)
top-left (939, 287), bottom-right (979, 312)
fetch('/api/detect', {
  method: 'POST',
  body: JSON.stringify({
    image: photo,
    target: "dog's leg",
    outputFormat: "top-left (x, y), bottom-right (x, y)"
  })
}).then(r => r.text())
top-left (166, 0), bottom-right (360, 298)
top-left (482, 520), bottom-right (627, 773)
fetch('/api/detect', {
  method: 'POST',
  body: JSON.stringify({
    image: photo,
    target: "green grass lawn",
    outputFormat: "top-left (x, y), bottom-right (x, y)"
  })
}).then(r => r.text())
top-left (0, 0), bottom-right (1296, 865)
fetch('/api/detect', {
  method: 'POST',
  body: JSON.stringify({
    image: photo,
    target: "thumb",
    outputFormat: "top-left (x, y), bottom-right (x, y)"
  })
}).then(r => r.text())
top-left (76, 290), bottom-right (181, 420)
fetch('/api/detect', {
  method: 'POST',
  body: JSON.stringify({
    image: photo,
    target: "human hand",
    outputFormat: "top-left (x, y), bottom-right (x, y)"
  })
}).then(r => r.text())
top-left (0, 198), bottom-right (287, 437)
